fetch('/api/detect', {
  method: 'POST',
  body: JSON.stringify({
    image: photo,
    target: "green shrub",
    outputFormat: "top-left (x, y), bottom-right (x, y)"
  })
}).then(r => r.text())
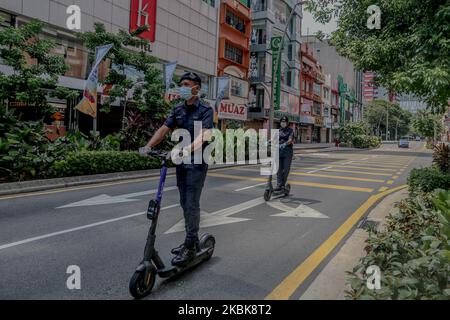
top-left (339, 121), bottom-right (369, 144)
top-left (49, 151), bottom-right (163, 178)
top-left (346, 191), bottom-right (450, 300)
top-left (408, 166), bottom-right (450, 194)
top-left (351, 135), bottom-right (381, 149)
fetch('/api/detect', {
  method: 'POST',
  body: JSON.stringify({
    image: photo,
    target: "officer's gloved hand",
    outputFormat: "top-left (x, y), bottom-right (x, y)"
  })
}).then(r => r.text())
top-left (139, 146), bottom-right (152, 156)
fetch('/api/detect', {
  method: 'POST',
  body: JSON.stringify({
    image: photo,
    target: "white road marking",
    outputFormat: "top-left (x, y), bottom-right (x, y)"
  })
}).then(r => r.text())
top-left (57, 186), bottom-right (178, 209)
top-left (307, 166), bottom-right (333, 174)
top-left (0, 204), bottom-right (179, 251)
top-left (266, 200), bottom-right (329, 219)
top-left (235, 183), bottom-right (267, 192)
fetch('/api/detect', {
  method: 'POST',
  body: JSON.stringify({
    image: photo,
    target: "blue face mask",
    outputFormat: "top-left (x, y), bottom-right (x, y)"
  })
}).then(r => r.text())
top-left (178, 86), bottom-right (196, 101)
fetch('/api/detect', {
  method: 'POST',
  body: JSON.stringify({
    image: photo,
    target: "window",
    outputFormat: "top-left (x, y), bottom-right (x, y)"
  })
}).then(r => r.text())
top-left (225, 42), bottom-right (243, 65)
top-left (230, 78), bottom-right (247, 98)
top-left (313, 102), bottom-right (322, 115)
top-left (203, 0), bottom-right (215, 7)
top-left (313, 83), bottom-right (321, 96)
top-left (251, 0), bottom-right (266, 12)
top-left (251, 28), bottom-right (266, 45)
top-left (226, 9), bottom-right (246, 33)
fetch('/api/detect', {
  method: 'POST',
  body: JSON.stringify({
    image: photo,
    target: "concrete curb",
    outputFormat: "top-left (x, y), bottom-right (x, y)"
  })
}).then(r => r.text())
top-left (299, 187), bottom-right (409, 300)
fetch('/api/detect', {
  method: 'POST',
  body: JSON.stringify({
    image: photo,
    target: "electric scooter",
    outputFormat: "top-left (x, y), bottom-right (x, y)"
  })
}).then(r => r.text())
top-left (129, 150), bottom-right (215, 299)
top-left (264, 144), bottom-right (291, 201)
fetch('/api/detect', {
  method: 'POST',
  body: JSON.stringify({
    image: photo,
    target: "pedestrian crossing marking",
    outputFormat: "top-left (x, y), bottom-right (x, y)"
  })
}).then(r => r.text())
top-left (207, 172), bottom-right (374, 193)
top-left (299, 167), bottom-right (393, 177)
top-left (289, 172), bottom-right (385, 183)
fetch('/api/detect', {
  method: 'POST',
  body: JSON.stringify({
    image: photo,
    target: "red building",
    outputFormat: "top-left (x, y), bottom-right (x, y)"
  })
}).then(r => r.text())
top-left (217, 0), bottom-right (251, 129)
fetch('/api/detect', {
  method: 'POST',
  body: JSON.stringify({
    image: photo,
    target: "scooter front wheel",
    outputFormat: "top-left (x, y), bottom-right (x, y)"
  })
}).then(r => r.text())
top-left (129, 266), bottom-right (156, 299)
top-left (264, 189), bottom-right (272, 201)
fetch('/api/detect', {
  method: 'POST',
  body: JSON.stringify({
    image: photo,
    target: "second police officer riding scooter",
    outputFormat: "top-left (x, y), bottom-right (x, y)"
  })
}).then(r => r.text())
top-left (129, 150), bottom-right (215, 299)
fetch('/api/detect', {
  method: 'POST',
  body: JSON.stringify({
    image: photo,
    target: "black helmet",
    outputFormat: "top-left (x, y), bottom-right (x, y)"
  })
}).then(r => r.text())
top-left (280, 116), bottom-right (289, 123)
top-left (179, 72), bottom-right (202, 87)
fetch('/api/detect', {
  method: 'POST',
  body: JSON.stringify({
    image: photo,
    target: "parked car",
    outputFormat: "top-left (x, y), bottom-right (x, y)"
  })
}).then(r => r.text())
top-left (398, 137), bottom-right (410, 148)
top-left (415, 136), bottom-right (421, 141)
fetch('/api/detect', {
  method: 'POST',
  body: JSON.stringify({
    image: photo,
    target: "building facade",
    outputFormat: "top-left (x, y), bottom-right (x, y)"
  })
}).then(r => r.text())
top-left (0, 0), bottom-right (220, 135)
top-left (248, 0), bottom-right (302, 139)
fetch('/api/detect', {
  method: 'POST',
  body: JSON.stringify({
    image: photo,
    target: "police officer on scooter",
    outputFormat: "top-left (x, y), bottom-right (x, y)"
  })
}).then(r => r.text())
top-left (141, 72), bottom-right (213, 266)
top-left (275, 116), bottom-right (294, 192)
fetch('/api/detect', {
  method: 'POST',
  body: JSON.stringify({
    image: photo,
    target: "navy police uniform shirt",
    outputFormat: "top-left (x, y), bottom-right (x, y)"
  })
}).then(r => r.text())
top-left (279, 127), bottom-right (294, 147)
top-left (164, 98), bottom-right (214, 162)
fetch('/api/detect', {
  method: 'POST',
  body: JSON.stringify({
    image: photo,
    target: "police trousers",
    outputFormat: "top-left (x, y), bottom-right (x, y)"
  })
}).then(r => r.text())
top-left (277, 147), bottom-right (293, 187)
top-left (176, 163), bottom-right (208, 247)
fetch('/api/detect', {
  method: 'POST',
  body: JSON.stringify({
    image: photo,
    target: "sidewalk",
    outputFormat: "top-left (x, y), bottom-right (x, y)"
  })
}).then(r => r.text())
top-left (299, 187), bottom-right (409, 300)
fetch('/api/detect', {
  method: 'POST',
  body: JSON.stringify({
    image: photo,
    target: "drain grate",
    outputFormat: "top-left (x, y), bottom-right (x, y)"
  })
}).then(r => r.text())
top-left (358, 218), bottom-right (380, 231)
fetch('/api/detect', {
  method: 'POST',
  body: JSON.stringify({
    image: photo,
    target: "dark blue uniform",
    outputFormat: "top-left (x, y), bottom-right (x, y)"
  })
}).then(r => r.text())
top-left (277, 127), bottom-right (294, 188)
top-left (164, 98), bottom-right (213, 247)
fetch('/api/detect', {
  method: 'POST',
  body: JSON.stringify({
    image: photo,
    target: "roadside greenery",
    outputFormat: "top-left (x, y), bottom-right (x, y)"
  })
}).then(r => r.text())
top-left (412, 110), bottom-right (445, 145)
top-left (347, 145), bottom-right (450, 299)
top-left (338, 122), bottom-right (381, 149)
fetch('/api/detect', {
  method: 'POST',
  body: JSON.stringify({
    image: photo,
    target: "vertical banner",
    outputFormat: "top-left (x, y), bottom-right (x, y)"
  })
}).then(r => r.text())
top-left (215, 76), bottom-right (230, 123)
top-left (163, 61), bottom-right (177, 93)
top-left (271, 36), bottom-right (282, 110)
top-left (76, 44), bottom-right (113, 118)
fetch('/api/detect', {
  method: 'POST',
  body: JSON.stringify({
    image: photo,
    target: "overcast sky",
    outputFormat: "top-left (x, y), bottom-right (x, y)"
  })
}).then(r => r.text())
top-left (302, 9), bottom-right (338, 36)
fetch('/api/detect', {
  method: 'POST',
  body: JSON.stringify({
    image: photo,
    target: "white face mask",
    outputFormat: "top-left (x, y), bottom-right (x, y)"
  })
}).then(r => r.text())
top-left (281, 122), bottom-right (287, 128)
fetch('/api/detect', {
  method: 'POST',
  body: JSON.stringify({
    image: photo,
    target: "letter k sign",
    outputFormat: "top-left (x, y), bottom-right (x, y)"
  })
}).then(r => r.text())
top-left (130, 0), bottom-right (157, 42)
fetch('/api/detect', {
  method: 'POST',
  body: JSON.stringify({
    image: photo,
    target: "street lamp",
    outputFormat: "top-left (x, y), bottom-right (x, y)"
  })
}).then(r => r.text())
top-left (268, 1), bottom-right (309, 133)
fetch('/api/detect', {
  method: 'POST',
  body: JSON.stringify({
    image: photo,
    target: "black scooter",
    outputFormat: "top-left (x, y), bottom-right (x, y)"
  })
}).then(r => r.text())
top-left (264, 144), bottom-right (291, 201)
top-left (129, 150), bottom-right (215, 299)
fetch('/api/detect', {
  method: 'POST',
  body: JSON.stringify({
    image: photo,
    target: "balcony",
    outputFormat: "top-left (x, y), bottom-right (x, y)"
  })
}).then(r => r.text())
top-left (250, 43), bottom-right (268, 52)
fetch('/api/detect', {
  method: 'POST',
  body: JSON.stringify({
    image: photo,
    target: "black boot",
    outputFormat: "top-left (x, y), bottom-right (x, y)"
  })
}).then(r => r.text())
top-left (171, 243), bottom-right (185, 255)
top-left (171, 245), bottom-right (197, 266)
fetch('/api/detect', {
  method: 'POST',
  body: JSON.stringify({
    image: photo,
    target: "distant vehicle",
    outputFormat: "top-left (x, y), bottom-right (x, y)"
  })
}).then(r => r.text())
top-left (415, 136), bottom-right (421, 141)
top-left (398, 137), bottom-right (410, 148)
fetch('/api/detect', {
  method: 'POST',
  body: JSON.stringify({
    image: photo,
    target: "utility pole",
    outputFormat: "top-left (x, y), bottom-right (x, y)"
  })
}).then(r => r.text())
top-left (386, 107), bottom-right (389, 141)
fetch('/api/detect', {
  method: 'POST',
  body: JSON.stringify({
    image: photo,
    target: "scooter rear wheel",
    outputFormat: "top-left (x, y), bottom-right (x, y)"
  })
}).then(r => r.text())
top-left (284, 184), bottom-right (291, 196)
top-left (200, 234), bottom-right (215, 260)
top-left (129, 266), bottom-right (156, 299)
top-left (264, 189), bottom-right (272, 201)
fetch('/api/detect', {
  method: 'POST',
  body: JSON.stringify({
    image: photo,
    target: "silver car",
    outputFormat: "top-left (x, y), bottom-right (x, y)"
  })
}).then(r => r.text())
top-left (398, 137), bottom-right (409, 148)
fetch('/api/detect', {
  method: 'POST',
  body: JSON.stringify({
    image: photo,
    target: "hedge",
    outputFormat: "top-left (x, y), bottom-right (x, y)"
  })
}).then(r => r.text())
top-left (48, 151), bottom-right (163, 178)
top-left (352, 135), bottom-right (381, 149)
top-left (408, 166), bottom-right (450, 194)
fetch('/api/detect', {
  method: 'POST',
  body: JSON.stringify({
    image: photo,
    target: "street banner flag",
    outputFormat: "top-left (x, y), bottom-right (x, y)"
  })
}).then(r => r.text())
top-left (164, 61), bottom-right (177, 93)
top-left (215, 76), bottom-right (230, 113)
top-left (76, 44), bottom-right (113, 118)
top-left (214, 76), bottom-right (230, 124)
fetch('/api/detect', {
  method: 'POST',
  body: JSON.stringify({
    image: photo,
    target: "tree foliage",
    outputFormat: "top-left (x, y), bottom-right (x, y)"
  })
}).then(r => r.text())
top-left (364, 99), bottom-right (412, 138)
top-left (306, 0), bottom-right (450, 113)
top-left (0, 20), bottom-right (78, 116)
top-left (412, 109), bottom-right (444, 141)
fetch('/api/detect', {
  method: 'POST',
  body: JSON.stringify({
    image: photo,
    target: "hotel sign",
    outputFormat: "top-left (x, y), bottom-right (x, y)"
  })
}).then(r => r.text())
top-left (130, 0), bottom-right (157, 43)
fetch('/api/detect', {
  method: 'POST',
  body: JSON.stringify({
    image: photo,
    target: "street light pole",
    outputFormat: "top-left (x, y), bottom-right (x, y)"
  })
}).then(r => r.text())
top-left (269, 1), bottom-right (308, 134)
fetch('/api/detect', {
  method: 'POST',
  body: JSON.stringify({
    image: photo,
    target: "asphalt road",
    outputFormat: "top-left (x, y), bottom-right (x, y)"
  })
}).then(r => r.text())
top-left (0, 142), bottom-right (431, 300)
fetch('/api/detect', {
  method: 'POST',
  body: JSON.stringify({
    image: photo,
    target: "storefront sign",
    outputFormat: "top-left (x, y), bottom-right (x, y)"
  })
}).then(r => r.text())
top-left (300, 115), bottom-right (315, 124)
top-left (315, 116), bottom-right (324, 127)
top-left (130, 0), bottom-right (157, 43)
top-left (219, 101), bottom-right (247, 121)
top-left (271, 36), bottom-right (282, 110)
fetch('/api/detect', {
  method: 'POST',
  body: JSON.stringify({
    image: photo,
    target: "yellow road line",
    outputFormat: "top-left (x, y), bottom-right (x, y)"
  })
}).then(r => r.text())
top-left (289, 172), bottom-right (385, 183)
top-left (344, 162), bottom-right (409, 169)
top-left (387, 180), bottom-right (394, 185)
top-left (299, 167), bottom-right (393, 177)
top-left (0, 175), bottom-right (173, 201)
top-left (265, 184), bottom-right (407, 300)
top-left (315, 164), bottom-right (397, 172)
top-left (378, 187), bottom-right (388, 192)
top-left (392, 176), bottom-right (399, 179)
top-left (207, 172), bottom-right (374, 193)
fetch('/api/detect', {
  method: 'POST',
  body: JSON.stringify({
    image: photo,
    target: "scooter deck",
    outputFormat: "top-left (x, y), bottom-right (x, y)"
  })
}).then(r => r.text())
top-left (157, 248), bottom-right (212, 278)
